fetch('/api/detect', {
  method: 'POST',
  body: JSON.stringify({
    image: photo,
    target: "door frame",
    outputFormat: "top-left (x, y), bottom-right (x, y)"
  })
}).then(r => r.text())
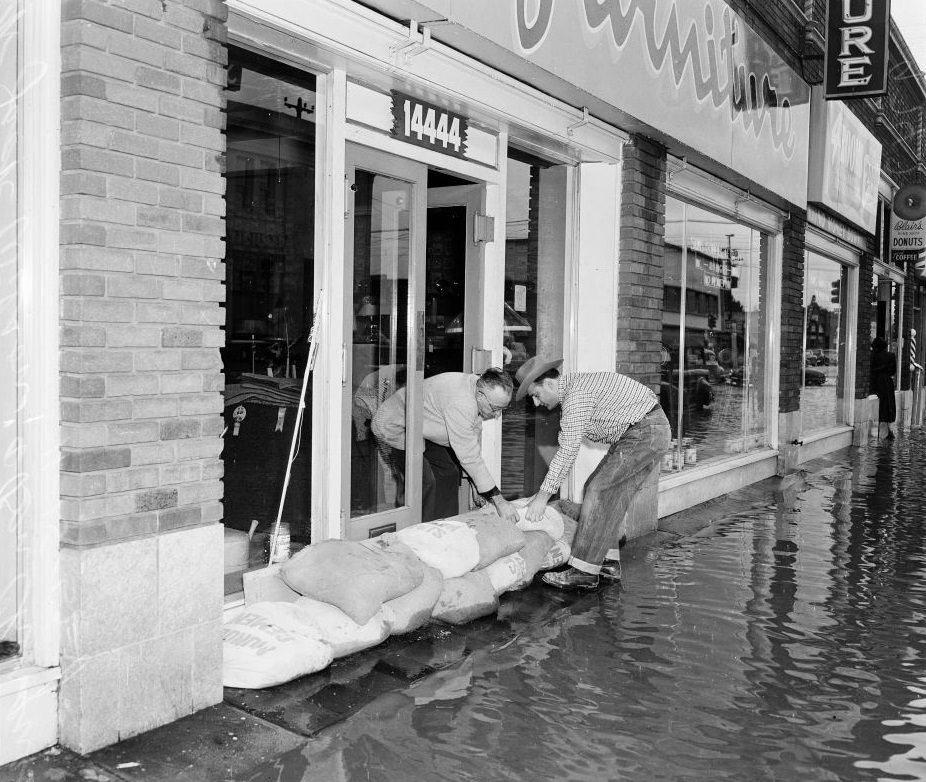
top-left (343, 143), bottom-right (428, 539)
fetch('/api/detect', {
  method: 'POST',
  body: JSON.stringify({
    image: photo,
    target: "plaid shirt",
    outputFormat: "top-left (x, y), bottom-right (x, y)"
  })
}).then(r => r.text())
top-left (540, 372), bottom-right (657, 496)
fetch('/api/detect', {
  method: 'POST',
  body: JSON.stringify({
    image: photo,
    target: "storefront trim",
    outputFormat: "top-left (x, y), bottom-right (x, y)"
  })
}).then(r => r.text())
top-left (797, 427), bottom-right (854, 464)
top-left (807, 205), bottom-right (870, 253)
top-left (1, 0), bottom-right (61, 764)
top-left (806, 225), bottom-right (862, 266)
top-left (228, 0), bottom-right (627, 164)
top-left (667, 157), bottom-right (786, 235)
top-left (658, 450), bottom-right (780, 519)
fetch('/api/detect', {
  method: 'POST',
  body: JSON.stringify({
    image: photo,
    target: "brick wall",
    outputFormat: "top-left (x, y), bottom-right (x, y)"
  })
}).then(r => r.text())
top-left (58, 0), bottom-right (228, 753)
top-left (616, 134), bottom-right (667, 390)
top-left (855, 251), bottom-right (876, 400)
top-left (779, 209), bottom-right (806, 414)
top-left (60, 0), bottom-right (226, 545)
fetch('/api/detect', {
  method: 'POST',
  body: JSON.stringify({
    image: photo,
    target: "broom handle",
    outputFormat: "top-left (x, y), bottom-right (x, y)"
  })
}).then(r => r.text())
top-left (268, 292), bottom-right (322, 566)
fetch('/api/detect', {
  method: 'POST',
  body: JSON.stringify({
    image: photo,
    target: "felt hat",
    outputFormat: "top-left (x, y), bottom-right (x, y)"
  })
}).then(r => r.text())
top-left (514, 356), bottom-right (563, 400)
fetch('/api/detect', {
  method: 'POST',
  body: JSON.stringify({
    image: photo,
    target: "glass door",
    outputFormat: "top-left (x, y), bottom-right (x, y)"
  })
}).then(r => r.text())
top-left (425, 184), bottom-right (481, 378)
top-left (344, 146), bottom-right (427, 539)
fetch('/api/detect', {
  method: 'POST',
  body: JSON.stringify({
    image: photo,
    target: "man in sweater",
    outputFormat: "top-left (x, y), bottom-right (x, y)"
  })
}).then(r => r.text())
top-left (372, 367), bottom-right (519, 523)
top-left (516, 356), bottom-right (671, 590)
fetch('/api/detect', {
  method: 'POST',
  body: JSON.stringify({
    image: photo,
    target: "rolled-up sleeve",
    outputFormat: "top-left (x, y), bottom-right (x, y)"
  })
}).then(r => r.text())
top-left (540, 395), bottom-right (594, 495)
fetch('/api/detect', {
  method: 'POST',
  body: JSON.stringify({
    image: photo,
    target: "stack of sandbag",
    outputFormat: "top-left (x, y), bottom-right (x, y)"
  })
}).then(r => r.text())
top-left (222, 501), bottom-right (578, 689)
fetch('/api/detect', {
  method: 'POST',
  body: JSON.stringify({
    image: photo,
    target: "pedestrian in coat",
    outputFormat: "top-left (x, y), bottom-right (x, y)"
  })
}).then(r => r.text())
top-left (870, 337), bottom-right (897, 440)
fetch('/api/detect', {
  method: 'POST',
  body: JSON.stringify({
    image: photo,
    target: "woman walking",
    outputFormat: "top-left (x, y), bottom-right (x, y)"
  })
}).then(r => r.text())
top-left (870, 337), bottom-right (897, 440)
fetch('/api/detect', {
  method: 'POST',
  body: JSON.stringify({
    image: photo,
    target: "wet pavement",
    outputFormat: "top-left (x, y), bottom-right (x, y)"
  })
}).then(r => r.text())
top-left (4, 433), bottom-right (926, 781)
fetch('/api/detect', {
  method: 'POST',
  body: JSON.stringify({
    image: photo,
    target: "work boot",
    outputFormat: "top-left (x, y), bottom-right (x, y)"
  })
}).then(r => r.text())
top-left (541, 566), bottom-right (599, 591)
top-left (599, 559), bottom-right (622, 582)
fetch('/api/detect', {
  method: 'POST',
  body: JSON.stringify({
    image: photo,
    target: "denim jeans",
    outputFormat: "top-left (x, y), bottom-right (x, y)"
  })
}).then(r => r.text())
top-left (569, 405), bottom-right (671, 575)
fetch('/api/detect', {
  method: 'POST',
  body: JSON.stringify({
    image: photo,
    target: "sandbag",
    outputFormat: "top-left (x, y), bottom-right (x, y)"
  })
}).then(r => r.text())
top-left (222, 601), bottom-right (333, 689)
top-left (510, 498), bottom-right (565, 540)
top-left (280, 537), bottom-right (423, 625)
top-left (431, 570), bottom-right (499, 625)
top-left (395, 519), bottom-right (480, 579)
top-left (510, 530), bottom-right (555, 590)
top-left (382, 565), bottom-right (443, 635)
top-left (294, 596), bottom-right (391, 658)
top-left (459, 511), bottom-right (526, 568)
top-left (539, 538), bottom-right (571, 571)
top-left (483, 552), bottom-right (528, 596)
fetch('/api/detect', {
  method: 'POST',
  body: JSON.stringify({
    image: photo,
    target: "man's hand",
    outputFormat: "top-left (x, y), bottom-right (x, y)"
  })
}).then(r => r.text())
top-left (492, 495), bottom-right (520, 524)
top-left (523, 491), bottom-right (551, 523)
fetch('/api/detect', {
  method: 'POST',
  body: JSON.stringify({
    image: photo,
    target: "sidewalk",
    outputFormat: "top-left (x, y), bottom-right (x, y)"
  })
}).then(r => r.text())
top-left (0, 463), bottom-right (818, 782)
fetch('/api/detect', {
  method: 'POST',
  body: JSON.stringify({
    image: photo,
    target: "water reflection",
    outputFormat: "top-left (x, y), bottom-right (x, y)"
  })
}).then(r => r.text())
top-left (240, 433), bottom-right (926, 781)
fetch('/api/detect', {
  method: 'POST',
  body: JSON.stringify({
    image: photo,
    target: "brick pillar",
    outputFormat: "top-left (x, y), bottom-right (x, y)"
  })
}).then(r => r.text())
top-left (58, 0), bottom-right (228, 753)
top-left (616, 135), bottom-right (667, 389)
top-left (855, 251), bottom-right (876, 400)
top-left (777, 210), bottom-right (805, 473)
top-left (618, 134), bottom-right (667, 537)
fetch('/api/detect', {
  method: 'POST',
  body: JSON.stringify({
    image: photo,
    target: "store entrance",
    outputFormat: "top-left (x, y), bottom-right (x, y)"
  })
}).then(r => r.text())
top-left (343, 145), bottom-right (485, 539)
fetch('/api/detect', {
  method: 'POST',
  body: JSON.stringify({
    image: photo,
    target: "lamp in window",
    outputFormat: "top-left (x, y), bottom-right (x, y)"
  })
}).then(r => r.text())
top-left (355, 296), bottom-right (379, 343)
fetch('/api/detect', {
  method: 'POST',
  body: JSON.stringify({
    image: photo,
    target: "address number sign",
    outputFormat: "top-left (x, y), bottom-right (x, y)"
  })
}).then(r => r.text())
top-left (391, 91), bottom-right (468, 159)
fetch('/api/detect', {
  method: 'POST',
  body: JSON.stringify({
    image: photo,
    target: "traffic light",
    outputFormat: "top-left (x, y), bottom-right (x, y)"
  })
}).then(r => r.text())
top-left (830, 279), bottom-right (841, 304)
top-left (708, 313), bottom-right (717, 329)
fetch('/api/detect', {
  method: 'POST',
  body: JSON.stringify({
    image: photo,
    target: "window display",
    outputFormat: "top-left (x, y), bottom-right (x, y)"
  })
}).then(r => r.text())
top-left (802, 252), bottom-right (849, 434)
top-left (661, 198), bottom-right (770, 470)
top-left (222, 50), bottom-right (317, 593)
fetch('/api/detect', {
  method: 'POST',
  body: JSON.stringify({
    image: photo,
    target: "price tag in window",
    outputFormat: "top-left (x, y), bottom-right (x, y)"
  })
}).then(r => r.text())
top-left (391, 91), bottom-right (468, 159)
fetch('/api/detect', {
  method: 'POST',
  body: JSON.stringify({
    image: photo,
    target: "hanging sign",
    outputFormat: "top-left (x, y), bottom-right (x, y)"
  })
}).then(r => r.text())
top-left (391, 91), bottom-right (468, 159)
top-left (891, 183), bottom-right (926, 278)
top-left (824, 0), bottom-right (891, 99)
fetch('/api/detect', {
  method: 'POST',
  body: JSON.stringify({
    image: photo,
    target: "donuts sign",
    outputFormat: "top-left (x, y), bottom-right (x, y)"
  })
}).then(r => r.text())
top-left (891, 184), bottom-right (926, 278)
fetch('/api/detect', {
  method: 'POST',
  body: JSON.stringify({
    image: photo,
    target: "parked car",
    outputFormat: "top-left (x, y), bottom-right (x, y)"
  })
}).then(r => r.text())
top-left (804, 367), bottom-right (826, 386)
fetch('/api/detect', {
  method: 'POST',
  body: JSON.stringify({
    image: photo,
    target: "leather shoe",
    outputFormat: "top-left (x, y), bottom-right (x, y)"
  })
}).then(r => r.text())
top-left (541, 566), bottom-right (600, 591)
top-left (599, 559), bottom-right (622, 582)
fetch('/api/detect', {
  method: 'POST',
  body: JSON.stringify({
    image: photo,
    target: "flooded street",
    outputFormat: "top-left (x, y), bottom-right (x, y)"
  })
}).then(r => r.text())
top-left (254, 431), bottom-right (926, 782)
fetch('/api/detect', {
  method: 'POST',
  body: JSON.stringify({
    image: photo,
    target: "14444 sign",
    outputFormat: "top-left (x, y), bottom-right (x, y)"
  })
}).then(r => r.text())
top-left (391, 92), bottom-right (468, 159)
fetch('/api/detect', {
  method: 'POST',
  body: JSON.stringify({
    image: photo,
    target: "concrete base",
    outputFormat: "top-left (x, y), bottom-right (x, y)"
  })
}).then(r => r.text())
top-left (0, 668), bottom-right (59, 766)
top-left (58, 524), bottom-right (224, 754)
top-left (777, 410), bottom-right (802, 475)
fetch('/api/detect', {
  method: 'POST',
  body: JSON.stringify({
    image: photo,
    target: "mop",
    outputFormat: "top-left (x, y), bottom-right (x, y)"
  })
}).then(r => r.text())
top-left (242, 293), bottom-right (322, 605)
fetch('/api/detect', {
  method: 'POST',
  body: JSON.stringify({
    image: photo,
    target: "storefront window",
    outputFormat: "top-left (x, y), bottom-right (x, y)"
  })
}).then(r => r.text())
top-left (870, 271), bottom-right (901, 349)
top-left (501, 150), bottom-right (568, 496)
top-left (222, 50), bottom-right (316, 592)
top-left (661, 198), bottom-right (770, 470)
top-left (0, 4), bottom-right (20, 660)
top-left (801, 252), bottom-right (848, 433)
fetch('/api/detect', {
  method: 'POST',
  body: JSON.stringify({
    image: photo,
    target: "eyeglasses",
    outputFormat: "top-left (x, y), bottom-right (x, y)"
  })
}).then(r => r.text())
top-left (478, 389), bottom-right (510, 414)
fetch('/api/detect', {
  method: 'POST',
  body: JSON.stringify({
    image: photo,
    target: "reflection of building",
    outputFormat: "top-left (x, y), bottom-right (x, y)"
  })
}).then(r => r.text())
top-left (4, 0), bottom-right (926, 765)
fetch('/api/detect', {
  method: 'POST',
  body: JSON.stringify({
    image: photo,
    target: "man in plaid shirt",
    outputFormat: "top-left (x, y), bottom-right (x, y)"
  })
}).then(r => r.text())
top-left (515, 356), bottom-right (671, 590)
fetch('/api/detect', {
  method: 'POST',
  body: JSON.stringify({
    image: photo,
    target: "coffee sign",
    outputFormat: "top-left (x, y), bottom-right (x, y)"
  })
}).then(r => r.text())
top-left (824, 0), bottom-right (890, 99)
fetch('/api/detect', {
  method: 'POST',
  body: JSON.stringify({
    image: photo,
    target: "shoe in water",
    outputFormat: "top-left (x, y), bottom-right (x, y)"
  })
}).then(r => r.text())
top-left (599, 559), bottom-right (622, 582)
top-left (541, 566), bottom-right (600, 591)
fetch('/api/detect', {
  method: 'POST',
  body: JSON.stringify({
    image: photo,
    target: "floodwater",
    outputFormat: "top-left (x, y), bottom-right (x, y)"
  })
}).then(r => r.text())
top-left (248, 432), bottom-right (926, 781)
